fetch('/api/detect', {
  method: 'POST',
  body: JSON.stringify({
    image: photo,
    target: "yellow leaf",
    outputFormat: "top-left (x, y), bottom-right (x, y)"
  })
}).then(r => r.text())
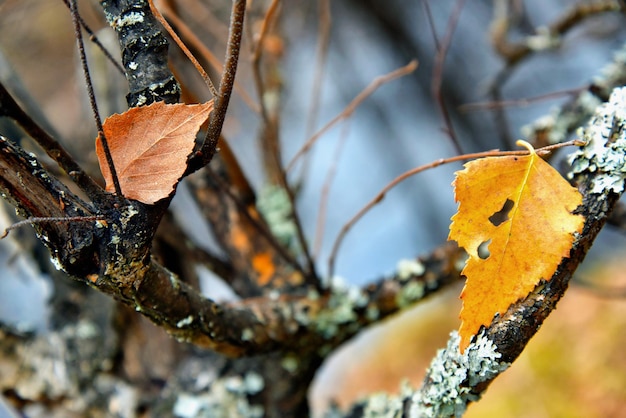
top-left (449, 141), bottom-right (584, 353)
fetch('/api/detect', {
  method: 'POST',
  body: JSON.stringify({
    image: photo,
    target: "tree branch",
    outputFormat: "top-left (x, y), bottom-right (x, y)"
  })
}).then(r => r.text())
top-left (331, 86), bottom-right (626, 418)
top-left (100, 0), bottom-right (180, 106)
top-left (199, 0), bottom-right (246, 166)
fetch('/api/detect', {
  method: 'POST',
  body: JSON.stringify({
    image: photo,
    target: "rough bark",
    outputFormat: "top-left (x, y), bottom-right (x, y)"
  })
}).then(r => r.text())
top-left (1, 2), bottom-right (626, 418)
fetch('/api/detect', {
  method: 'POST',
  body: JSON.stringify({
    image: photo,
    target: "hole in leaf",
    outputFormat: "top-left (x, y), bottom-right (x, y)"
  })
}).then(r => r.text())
top-left (478, 240), bottom-right (491, 260)
top-left (488, 199), bottom-right (514, 227)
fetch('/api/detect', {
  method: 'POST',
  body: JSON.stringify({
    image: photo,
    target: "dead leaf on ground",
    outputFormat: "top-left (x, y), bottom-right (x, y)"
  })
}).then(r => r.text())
top-left (96, 101), bottom-right (213, 204)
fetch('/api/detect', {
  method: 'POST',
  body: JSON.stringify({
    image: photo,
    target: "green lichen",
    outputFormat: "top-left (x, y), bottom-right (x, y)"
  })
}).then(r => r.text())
top-left (257, 185), bottom-right (298, 251)
top-left (313, 279), bottom-right (368, 339)
top-left (281, 355), bottom-right (299, 374)
top-left (395, 281), bottom-right (425, 309)
top-left (173, 372), bottom-right (264, 418)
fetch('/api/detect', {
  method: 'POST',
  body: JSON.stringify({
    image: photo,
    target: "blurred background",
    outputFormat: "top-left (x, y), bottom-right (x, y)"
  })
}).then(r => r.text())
top-left (1, 0), bottom-right (626, 416)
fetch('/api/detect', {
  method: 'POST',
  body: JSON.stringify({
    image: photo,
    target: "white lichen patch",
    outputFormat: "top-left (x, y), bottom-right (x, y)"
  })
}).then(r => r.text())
top-left (523, 43), bottom-right (626, 146)
top-left (526, 26), bottom-right (560, 51)
top-left (176, 316), bottom-right (194, 328)
top-left (115, 11), bottom-right (144, 28)
top-left (136, 94), bottom-right (147, 106)
top-left (594, 43), bottom-right (626, 94)
top-left (173, 373), bottom-right (264, 418)
top-left (119, 204), bottom-right (139, 227)
top-left (242, 372), bottom-right (264, 394)
top-left (49, 256), bottom-right (65, 272)
top-left (361, 392), bottom-right (404, 418)
top-left (396, 258), bottom-right (425, 280)
top-left (570, 87), bottom-right (626, 194)
top-left (241, 328), bottom-right (254, 341)
top-left (409, 331), bottom-right (509, 418)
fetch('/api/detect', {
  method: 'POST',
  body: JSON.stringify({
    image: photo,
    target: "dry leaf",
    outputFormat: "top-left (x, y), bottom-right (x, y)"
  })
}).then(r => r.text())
top-left (449, 141), bottom-right (584, 353)
top-left (96, 101), bottom-right (213, 204)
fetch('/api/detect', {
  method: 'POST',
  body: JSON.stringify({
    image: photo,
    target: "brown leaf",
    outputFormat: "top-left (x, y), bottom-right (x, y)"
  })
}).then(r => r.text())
top-left (96, 101), bottom-right (213, 204)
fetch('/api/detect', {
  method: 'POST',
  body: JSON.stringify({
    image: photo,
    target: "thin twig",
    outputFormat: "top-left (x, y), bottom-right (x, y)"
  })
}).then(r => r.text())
top-left (421, 0), bottom-right (440, 51)
top-left (491, 0), bottom-right (621, 65)
top-left (202, 0), bottom-right (247, 163)
top-left (295, 0), bottom-right (332, 188)
top-left (0, 82), bottom-right (103, 201)
top-left (251, 0), bottom-right (281, 66)
top-left (431, 0), bottom-right (466, 155)
top-left (247, 0), bottom-right (319, 284)
top-left (148, 0), bottom-right (218, 97)
top-left (250, 0), bottom-right (281, 125)
top-left (327, 139), bottom-right (583, 277)
top-left (313, 121), bottom-right (351, 258)
top-left (158, 3), bottom-right (258, 112)
top-left (460, 86), bottom-right (586, 111)
top-left (69, 0), bottom-right (123, 199)
top-left (304, 0), bottom-right (331, 142)
top-left (1, 216), bottom-right (105, 239)
top-left (60, 0), bottom-right (124, 75)
top-left (287, 60), bottom-right (419, 172)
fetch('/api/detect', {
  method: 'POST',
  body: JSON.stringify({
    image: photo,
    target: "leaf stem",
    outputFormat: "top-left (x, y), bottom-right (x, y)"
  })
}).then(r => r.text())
top-left (515, 139), bottom-right (536, 155)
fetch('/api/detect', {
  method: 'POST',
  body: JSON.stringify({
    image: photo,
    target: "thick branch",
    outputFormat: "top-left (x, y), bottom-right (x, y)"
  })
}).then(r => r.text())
top-left (100, 0), bottom-right (180, 106)
top-left (0, 136), bottom-right (97, 275)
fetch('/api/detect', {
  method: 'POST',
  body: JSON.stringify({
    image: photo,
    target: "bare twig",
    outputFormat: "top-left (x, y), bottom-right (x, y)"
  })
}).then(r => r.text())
top-left (148, 0), bottom-right (218, 97)
top-left (69, 0), bottom-right (123, 199)
top-left (249, 0), bottom-right (281, 126)
top-left (0, 82), bottom-right (103, 202)
top-left (293, 0), bottom-right (332, 189)
top-left (431, 0), bottom-right (466, 154)
top-left (421, 0), bottom-right (440, 51)
top-left (251, 0), bottom-right (281, 67)
top-left (287, 60), bottom-right (419, 172)
top-left (158, 3), bottom-right (259, 112)
top-left (460, 86), bottom-right (585, 112)
top-left (60, 0), bottom-right (125, 75)
top-left (491, 0), bottom-right (621, 65)
top-left (313, 122), bottom-right (350, 258)
top-left (202, 0), bottom-right (247, 163)
top-left (246, 0), bottom-right (320, 284)
top-left (1, 216), bottom-right (104, 239)
top-left (301, 0), bottom-right (332, 174)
